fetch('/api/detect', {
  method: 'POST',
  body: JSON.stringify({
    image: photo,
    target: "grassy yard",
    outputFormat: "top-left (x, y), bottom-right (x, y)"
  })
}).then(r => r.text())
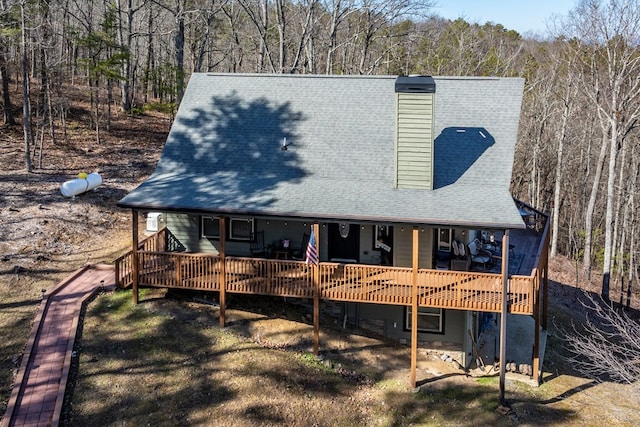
top-left (63, 288), bottom-right (624, 427)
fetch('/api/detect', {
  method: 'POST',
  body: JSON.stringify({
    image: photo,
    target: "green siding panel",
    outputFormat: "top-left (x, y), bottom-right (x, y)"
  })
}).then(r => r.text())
top-left (396, 92), bottom-right (434, 189)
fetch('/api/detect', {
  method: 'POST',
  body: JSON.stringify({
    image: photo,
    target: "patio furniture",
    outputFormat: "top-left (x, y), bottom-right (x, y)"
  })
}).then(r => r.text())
top-left (435, 249), bottom-right (451, 270)
top-left (274, 239), bottom-right (291, 259)
top-left (250, 231), bottom-right (267, 257)
top-left (468, 239), bottom-right (492, 270)
top-left (291, 233), bottom-right (311, 260)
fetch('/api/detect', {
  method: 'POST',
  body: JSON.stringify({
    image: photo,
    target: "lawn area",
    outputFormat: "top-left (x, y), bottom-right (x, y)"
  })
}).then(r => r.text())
top-left (62, 288), bottom-right (605, 427)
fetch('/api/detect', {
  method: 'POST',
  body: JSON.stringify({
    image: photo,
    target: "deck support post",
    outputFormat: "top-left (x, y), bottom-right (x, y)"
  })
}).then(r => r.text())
top-left (534, 228), bottom-right (550, 384)
top-left (132, 210), bottom-right (139, 305)
top-left (499, 230), bottom-right (510, 407)
top-left (219, 216), bottom-right (227, 328)
top-left (410, 226), bottom-right (419, 388)
top-left (313, 223), bottom-right (320, 356)
top-left (542, 229), bottom-right (550, 330)
top-left (533, 293), bottom-right (540, 384)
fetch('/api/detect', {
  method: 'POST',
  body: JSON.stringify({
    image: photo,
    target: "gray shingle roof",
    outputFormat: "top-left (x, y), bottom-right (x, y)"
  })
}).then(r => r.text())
top-left (118, 73), bottom-right (525, 229)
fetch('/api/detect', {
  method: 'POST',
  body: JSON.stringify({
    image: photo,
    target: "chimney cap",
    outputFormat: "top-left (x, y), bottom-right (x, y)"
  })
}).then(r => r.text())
top-left (395, 75), bottom-right (435, 93)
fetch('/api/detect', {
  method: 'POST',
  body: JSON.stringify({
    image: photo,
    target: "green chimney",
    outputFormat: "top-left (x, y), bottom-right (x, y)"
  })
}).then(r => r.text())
top-left (395, 76), bottom-right (436, 189)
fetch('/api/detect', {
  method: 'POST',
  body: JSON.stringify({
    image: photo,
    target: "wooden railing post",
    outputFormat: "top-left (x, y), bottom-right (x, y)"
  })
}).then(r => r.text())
top-left (132, 211), bottom-right (139, 304)
top-left (114, 257), bottom-right (120, 288)
top-left (410, 226), bottom-right (419, 388)
top-left (499, 230), bottom-right (510, 407)
top-left (219, 216), bottom-right (227, 328)
top-left (175, 256), bottom-right (182, 287)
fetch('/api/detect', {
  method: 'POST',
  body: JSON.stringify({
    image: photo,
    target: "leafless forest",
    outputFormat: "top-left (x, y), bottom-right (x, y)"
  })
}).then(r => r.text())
top-left (1, 0), bottom-right (639, 302)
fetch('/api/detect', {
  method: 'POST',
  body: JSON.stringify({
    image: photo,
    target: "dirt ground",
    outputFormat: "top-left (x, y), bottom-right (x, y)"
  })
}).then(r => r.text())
top-left (1, 90), bottom-right (640, 425)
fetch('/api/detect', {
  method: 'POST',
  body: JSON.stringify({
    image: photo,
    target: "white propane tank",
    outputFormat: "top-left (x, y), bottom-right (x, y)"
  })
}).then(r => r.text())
top-left (60, 172), bottom-right (103, 198)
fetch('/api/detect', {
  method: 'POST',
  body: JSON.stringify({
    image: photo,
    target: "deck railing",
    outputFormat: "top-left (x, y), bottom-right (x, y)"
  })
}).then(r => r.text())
top-left (115, 241), bottom-right (538, 314)
top-left (114, 228), bottom-right (168, 288)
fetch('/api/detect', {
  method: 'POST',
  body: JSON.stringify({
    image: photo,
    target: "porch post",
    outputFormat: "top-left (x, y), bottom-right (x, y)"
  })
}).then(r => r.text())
top-left (542, 252), bottom-right (549, 330)
top-left (132, 210), bottom-right (139, 305)
top-left (410, 226), bottom-right (419, 388)
top-left (313, 222), bottom-right (320, 355)
top-left (219, 216), bottom-right (227, 328)
top-left (499, 229), bottom-right (510, 407)
top-left (533, 291), bottom-right (540, 384)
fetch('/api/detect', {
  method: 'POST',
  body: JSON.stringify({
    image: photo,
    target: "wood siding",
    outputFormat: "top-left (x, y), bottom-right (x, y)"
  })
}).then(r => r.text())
top-left (396, 93), bottom-right (435, 189)
top-left (394, 228), bottom-right (433, 268)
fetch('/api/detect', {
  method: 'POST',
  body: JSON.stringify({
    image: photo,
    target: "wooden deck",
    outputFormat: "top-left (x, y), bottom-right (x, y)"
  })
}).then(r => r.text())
top-left (115, 224), bottom-right (548, 316)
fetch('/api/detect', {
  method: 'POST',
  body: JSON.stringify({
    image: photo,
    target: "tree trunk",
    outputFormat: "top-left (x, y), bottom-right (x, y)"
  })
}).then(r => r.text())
top-left (583, 131), bottom-right (608, 280)
top-left (551, 99), bottom-right (569, 258)
top-left (117, 0), bottom-right (133, 112)
top-left (611, 123), bottom-right (632, 293)
top-left (21, 1), bottom-right (33, 172)
top-left (143, 9), bottom-right (153, 103)
top-left (174, 1), bottom-right (185, 103)
top-left (325, 0), bottom-right (342, 74)
top-left (0, 48), bottom-right (15, 125)
top-left (275, 0), bottom-right (285, 72)
top-left (601, 113), bottom-right (619, 302)
top-left (289, 0), bottom-right (317, 74)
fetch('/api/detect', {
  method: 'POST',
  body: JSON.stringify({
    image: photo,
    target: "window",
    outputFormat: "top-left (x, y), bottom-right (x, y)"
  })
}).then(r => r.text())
top-left (373, 225), bottom-right (392, 250)
top-left (201, 216), bottom-right (220, 238)
top-left (373, 225), bottom-right (393, 265)
top-left (201, 216), bottom-right (255, 241)
top-left (438, 228), bottom-right (452, 251)
top-left (229, 218), bottom-right (254, 241)
top-left (405, 307), bottom-right (444, 333)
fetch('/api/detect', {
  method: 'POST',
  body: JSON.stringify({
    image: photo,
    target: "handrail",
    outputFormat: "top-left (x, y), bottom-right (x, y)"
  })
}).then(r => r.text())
top-left (114, 227), bottom-right (168, 288)
top-left (114, 222), bottom-right (546, 315)
top-left (120, 252), bottom-right (537, 314)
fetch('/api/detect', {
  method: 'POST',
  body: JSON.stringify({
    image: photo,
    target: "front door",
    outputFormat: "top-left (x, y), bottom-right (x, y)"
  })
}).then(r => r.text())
top-left (328, 223), bottom-right (359, 262)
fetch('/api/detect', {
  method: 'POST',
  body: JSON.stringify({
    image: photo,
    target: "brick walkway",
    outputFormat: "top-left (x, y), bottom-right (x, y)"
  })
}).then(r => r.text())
top-left (2, 264), bottom-right (115, 427)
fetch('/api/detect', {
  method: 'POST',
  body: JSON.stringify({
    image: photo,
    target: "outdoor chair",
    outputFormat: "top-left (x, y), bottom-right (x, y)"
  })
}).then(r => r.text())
top-left (434, 249), bottom-right (451, 270)
top-left (250, 230), bottom-right (267, 257)
top-left (291, 233), bottom-right (310, 260)
top-left (468, 238), bottom-right (492, 270)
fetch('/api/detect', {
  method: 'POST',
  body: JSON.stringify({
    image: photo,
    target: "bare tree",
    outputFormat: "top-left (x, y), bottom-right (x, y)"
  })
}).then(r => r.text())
top-left (563, 291), bottom-right (640, 384)
top-left (237, 0), bottom-right (273, 72)
top-left (20, 0), bottom-right (32, 171)
top-left (0, 41), bottom-right (16, 126)
top-left (563, 0), bottom-right (640, 299)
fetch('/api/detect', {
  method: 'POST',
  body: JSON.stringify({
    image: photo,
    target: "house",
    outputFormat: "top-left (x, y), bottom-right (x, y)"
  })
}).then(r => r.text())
top-left (116, 73), bottom-right (549, 389)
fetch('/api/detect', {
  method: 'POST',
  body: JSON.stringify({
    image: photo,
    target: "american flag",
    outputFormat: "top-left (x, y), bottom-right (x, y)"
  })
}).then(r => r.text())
top-left (305, 228), bottom-right (318, 265)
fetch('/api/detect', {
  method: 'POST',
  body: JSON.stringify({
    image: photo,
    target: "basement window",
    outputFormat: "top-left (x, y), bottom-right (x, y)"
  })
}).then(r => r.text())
top-left (405, 307), bottom-right (444, 334)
